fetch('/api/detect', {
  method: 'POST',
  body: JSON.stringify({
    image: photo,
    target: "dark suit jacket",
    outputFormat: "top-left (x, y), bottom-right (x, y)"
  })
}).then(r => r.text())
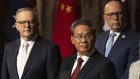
top-left (95, 29), bottom-right (139, 79)
top-left (1, 36), bottom-right (62, 79)
top-left (59, 49), bottom-right (116, 79)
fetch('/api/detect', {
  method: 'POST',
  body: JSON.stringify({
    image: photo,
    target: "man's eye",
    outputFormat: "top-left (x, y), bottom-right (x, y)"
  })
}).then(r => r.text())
top-left (85, 35), bottom-right (90, 37)
top-left (118, 12), bottom-right (123, 15)
top-left (21, 21), bottom-right (26, 24)
top-left (77, 36), bottom-right (82, 38)
top-left (85, 35), bottom-right (91, 38)
top-left (18, 21), bottom-right (26, 24)
top-left (107, 13), bottom-right (113, 16)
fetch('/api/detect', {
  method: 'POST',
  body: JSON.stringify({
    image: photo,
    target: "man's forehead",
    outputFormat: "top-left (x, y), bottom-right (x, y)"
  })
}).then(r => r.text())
top-left (104, 5), bottom-right (123, 14)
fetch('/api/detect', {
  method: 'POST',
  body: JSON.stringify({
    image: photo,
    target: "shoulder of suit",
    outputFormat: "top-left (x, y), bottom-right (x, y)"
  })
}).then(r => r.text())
top-left (5, 39), bottom-right (20, 48)
top-left (123, 29), bottom-right (139, 35)
top-left (62, 53), bottom-right (76, 62)
top-left (97, 30), bottom-right (109, 37)
top-left (37, 37), bottom-right (57, 46)
top-left (124, 30), bottom-right (139, 40)
top-left (90, 49), bottom-right (112, 64)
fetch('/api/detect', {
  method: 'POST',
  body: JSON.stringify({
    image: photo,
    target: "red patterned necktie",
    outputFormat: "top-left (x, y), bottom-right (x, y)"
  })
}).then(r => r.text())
top-left (71, 57), bottom-right (84, 79)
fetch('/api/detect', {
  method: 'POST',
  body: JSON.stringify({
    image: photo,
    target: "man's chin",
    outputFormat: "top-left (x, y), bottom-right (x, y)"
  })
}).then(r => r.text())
top-left (79, 50), bottom-right (89, 54)
top-left (24, 34), bottom-right (32, 37)
top-left (112, 26), bottom-right (122, 31)
top-left (23, 33), bottom-right (33, 38)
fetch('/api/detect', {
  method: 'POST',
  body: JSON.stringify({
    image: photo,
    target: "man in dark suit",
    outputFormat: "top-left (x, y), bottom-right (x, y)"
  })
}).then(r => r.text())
top-left (1, 7), bottom-right (61, 79)
top-left (59, 19), bottom-right (116, 79)
top-left (95, 1), bottom-right (139, 79)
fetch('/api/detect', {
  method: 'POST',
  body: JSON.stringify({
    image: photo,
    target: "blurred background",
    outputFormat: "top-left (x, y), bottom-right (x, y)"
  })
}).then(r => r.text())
top-left (0, 0), bottom-right (140, 59)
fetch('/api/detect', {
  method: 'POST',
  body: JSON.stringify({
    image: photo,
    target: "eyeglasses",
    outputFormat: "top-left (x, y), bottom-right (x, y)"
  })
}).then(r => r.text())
top-left (104, 12), bottom-right (124, 18)
top-left (73, 34), bottom-right (93, 41)
top-left (16, 20), bottom-right (36, 27)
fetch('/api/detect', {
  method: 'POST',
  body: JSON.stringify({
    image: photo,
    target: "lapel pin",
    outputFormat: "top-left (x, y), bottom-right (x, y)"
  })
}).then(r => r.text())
top-left (122, 35), bottom-right (125, 38)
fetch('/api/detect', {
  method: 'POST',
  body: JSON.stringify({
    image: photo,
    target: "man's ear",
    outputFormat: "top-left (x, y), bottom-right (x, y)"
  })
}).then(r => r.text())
top-left (15, 23), bottom-right (19, 31)
top-left (71, 36), bottom-right (74, 44)
top-left (103, 15), bottom-right (106, 22)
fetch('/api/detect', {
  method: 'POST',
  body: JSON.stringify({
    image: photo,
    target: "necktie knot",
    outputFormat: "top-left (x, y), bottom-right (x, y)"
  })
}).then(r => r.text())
top-left (110, 32), bottom-right (116, 37)
top-left (22, 43), bottom-right (29, 50)
top-left (24, 42), bottom-right (29, 47)
top-left (78, 57), bottom-right (83, 64)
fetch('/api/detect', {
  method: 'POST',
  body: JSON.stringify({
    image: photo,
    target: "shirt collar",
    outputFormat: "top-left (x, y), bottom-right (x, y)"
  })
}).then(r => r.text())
top-left (20, 34), bottom-right (37, 47)
top-left (77, 48), bottom-right (95, 61)
top-left (110, 30), bottom-right (120, 36)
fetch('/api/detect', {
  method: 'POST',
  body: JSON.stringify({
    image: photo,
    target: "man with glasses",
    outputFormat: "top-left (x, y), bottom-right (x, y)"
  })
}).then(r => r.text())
top-left (95, 1), bottom-right (139, 79)
top-left (1, 7), bottom-right (61, 79)
top-left (59, 19), bottom-right (116, 79)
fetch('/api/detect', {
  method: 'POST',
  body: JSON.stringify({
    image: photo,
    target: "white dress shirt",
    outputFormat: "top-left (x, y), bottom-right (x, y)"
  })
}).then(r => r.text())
top-left (17, 37), bottom-right (36, 79)
top-left (106, 30), bottom-right (120, 47)
top-left (71, 49), bottom-right (95, 75)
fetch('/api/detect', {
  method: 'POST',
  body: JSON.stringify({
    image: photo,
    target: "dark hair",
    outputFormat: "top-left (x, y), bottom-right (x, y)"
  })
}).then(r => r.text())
top-left (70, 18), bottom-right (96, 36)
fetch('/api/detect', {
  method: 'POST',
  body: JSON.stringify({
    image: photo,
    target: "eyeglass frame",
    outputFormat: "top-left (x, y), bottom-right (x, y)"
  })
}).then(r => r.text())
top-left (104, 12), bottom-right (124, 19)
top-left (73, 33), bottom-right (93, 41)
top-left (16, 20), bottom-right (36, 27)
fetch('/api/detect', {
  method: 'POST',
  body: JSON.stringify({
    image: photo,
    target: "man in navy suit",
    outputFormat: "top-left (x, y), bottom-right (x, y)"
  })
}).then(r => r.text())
top-left (1, 7), bottom-right (61, 79)
top-left (95, 1), bottom-right (139, 79)
top-left (59, 19), bottom-right (116, 79)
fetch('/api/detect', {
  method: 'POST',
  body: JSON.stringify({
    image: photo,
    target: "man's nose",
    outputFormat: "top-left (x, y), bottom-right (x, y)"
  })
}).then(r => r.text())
top-left (25, 21), bottom-right (30, 27)
top-left (80, 37), bottom-right (87, 42)
top-left (113, 14), bottom-right (119, 20)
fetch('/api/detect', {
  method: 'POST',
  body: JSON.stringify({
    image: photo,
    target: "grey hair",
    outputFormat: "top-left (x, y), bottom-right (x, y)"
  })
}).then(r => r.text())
top-left (70, 18), bottom-right (96, 36)
top-left (15, 7), bottom-right (38, 22)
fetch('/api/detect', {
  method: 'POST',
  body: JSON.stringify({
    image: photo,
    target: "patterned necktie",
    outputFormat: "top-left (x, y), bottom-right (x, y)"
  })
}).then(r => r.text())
top-left (17, 43), bottom-right (29, 78)
top-left (71, 57), bottom-right (84, 79)
top-left (105, 32), bottom-right (116, 57)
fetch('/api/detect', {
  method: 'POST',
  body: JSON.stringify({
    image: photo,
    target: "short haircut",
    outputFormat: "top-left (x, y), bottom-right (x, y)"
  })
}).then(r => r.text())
top-left (15, 7), bottom-right (38, 22)
top-left (70, 18), bottom-right (96, 36)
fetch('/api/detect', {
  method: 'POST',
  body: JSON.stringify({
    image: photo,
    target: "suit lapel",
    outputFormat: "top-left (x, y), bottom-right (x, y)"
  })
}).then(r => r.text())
top-left (9, 39), bottom-right (20, 78)
top-left (21, 36), bottom-right (42, 78)
top-left (67, 54), bottom-right (77, 79)
top-left (107, 31), bottom-right (127, 58)
top-left (59, 54), bottom-right (76, 79)
top-left (76, 50), bottom-right (99, 79)
top-left (101, 31), bottom-right (110, 55)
